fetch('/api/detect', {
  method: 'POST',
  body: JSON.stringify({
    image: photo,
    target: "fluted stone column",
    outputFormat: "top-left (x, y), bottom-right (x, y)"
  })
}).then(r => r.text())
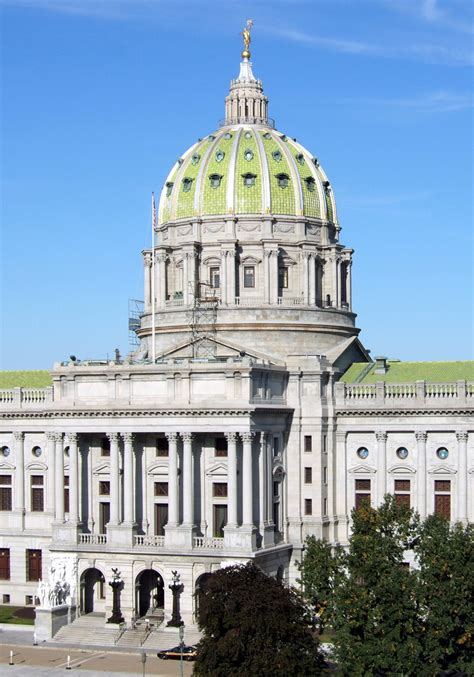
top-left (220, 250), bottom-right (228, 304)
top-left (270, 250), bottom-right (279, 304)
top-left (46, 432), bottom-right (56, 514)
top-left (264, 250), bottom-right (271, 304)
top-left (13, 432), bottom-right (25, 517)
top-left (166, 433), bottom-right (179, 527)
top-left (122, 433), bottom-right (134, 525)
top-left (456, 431), bottom-right (468, 523)
top-left (143, 252), bottom-right (152, 311)
top-left (183, 254), bottom-right (190, 305)
top-left (376, 432), bottom-right (387, 505)
top-left (108, 433), bottom-right (120, 526)
top-left (182, 433), bottom-right (194, 526)
top-left (242, 432), bottom-right (254, 527)
top-left (416, 431), bottom-right (427, 519)
top-left (65, 433), bottom-right (79, 524)
top-left (228, 250), bottom-right (236, 303)
top-left (331, 253), bottom-right (338, 307)
top-left (309, 253), bottom-right (316, 305)
top-left (226, 432), bottom-right (238, 527)
top-left (157, 253), bottom-right (167, 308)
top-left (346, 260), bottom-right (352, 310)
top-left (54, 433), bottom-right (65, 522)
top-left (302, 252), bottom-right (309, 304)
top-left (335, 431), bottom-right (348, 543)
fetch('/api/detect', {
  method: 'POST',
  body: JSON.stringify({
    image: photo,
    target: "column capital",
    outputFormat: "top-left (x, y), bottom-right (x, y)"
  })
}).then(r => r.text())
top-left (53, 432), bottom-right (64, 443)
top-left (375, 431), bottom-right (388, 442)
top-left (65, 433), bottom-right (79, 445)
top-left (156, 253), bottom-right (167, 264)
top-left (415, 431), bottom-right (428, 442)
top-left (181, 432), bottom-right (194, 443)
top-left (241, 432), bottom-right (255, 442)
top-left (45, 432), bottom-right (56, 442)
top-left (107, 432), bottom-right (120, 443)
top-left (165, 432), bottom-right (179, 442)
top-left (456, 430), bottom-right (468, 442)
top-left (225, 432), bottom-right (238, 442)
top-left (122, 432), bottom-right (134, 444)
top-left (144, 252), bottom-right (152, 267)
top-left (13, 431), bottom-right (25, 441)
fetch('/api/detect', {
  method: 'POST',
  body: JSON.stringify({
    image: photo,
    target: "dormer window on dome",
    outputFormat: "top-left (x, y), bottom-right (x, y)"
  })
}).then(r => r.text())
top-left (304, 177), bottom-right (315, 192)
top-left (272, 150), bottom-right (282, 162)
top-left (165, 182), bottom-right (174, 197)
top-left (215, 149), bottom-right (225, 162)
top-left (242, 172), bottom-right (257, 187)
top-left (209, 174), bottom-right (223, 189)
top-left (182, 177), bottom-right (194, 193)
top-left (324, 180), bottom-right (331, 192)
top-left (295, 153), bottom-right (305, 165)
top-left (244, 149), bottom-right (254, 161)
top-left (276, 173), bottom-right (290, 189)
top-left (191, 153), bottom-right (200, 165)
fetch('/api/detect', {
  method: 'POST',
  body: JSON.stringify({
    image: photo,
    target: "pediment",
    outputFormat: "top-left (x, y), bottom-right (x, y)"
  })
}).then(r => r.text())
top-left (349, 464), bottom-right (377, 474)
top-left (93, 463), bottom-right (110, 475)
top-left (202, 256), bottom-right (221, 265)
top-left (388, 464), bottom-right (416, 475)
top-left (328, 337), bottom-right (372, 371)
top-left (429, 465), bottom-right (457, 475)
top-left (25, 461), bottom-right (48, 472)
top-left (147, 463), bottom-right (169, 475)
top-left (206, 463), bottom-right (227, 477)
top-left (155, 335), bottom-right (279, 364)
top-left (0, 461), bottom-right (15, 471)
top-left (241, 255), bottom-right (262, 265)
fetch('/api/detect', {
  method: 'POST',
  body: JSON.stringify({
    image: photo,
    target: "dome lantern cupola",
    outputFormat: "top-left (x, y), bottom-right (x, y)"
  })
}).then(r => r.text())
top-left (223, 20), bottom-right (271, 127)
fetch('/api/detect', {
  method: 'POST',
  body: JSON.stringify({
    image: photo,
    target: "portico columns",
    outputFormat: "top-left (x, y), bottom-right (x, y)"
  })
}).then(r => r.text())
top-left (13, 432), bottom-right (25, 518)
top-left (302, 252), bottom-right (309, 304)
top-left (157, 253), bottom-right (167, 308)
top-left (270, 250), bottom-right (279, 304)
top-left (225, 432), bottom-right (238, 527)
top-left (331, 253), bottom-right (338, 307)
top-left (416, 431), bottom-right (427, 520)
top-left (242, 432), bottom-right (254, 527)
top-left (227, 249), bottom-right (236, 303)
top-left (143, 252), bottom-right (152, 311)
top-left (108, 432), bottom-right (120, 525)
top-left (264, 250), bottom-right (271, 304)
top-left (456, 431), bottom-right (468, 523)
top-left (65, 433), bottom-right (79, 524)
top-left (182, 433), bottom-right (194, 526)
top-left (376, 431), bottom-right (387, 504)
top-left (122, 433), bottom-right (134, 525)
top-left (220, 251), bottom-right (228, 305)
top-left (166, 432), bottom-right (179, 526)
top-left (46, 432), bottom-right (56, 513)
top-left (346, 260), bottom-right (352, 310)
top-left (54, 433), bottom-right (64, 522)
top-left (309, 253), bottom-right (316, 305)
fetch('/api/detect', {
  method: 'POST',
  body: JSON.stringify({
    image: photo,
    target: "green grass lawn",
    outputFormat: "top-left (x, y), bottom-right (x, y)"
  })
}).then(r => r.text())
top-left (0, 605), bottom-right (35, 625)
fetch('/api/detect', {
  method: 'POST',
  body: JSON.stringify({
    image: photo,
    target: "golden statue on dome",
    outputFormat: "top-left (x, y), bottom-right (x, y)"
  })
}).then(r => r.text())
top-left (242, 19), bottom-right (254, 58)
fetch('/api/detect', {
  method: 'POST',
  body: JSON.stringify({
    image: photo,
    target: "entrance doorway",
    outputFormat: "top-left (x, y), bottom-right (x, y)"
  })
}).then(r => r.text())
top-left (135, 569), bottom-right (164, 618)
top-left (194, 572), bottom-right (212, 622)
top-left (80, 568), bottom-right (105, 614)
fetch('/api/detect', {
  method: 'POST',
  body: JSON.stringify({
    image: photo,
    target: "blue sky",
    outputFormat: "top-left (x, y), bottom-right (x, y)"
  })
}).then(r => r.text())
top-left (1, 0), bottom-right (473, 369)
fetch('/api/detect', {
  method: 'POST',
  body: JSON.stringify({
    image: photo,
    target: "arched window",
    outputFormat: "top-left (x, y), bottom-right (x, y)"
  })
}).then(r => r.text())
top-left (304, 176), bottom-right (315, 192)
top-left (242, 173), bottom-right (257, 187)
top-left (182, 177), bottom-right (193, 193)
top-left (209, 174), bottom-right (223, 189)
top-left (275, 173), bottom-right (290, 188)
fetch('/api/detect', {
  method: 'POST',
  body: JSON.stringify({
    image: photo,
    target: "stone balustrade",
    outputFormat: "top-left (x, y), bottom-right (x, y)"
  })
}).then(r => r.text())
top-left (335, 380), bottom-right (473, 409)
top-left (134, 535), bottom-right (165, 547)
top-left (193, 536), bottom-right (224, 549)
top-left (0, 387), bottom-right (53, 408)
top-left (78, 534), bottom-right (107, 545)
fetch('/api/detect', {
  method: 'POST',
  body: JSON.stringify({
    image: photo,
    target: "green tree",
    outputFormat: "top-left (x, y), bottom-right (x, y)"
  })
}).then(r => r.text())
top-left (331, 496), bottom-right (424, 676)
top-left (297, 535), bottom-right (342, 632)
top-left (414, 515), bottom-right (474, 673)
top-left (194, 562), bottom-right (324, 676)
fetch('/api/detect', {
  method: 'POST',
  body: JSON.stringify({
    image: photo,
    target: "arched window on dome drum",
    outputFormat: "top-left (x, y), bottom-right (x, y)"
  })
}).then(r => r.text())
top-left (242, 173), bottom-right (257, 187)
top-left (341, 262), bottom-right (348, 305)
top-left (209, 174), bottom-right (223, 189)
top-left (276, 173), bottom-right (290, 189)
top-left (182, 177), bottom-right (193, 193)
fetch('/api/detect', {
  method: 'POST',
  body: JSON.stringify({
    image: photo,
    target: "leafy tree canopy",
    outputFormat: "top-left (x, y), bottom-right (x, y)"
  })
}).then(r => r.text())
top-left (194, 562), bottom-right (324, 676)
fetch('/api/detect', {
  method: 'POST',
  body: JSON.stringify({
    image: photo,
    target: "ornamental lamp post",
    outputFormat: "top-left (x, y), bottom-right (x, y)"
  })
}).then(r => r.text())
top-left (166, 570), bottom-right (184, 628)
top-left (107, 568), bottom-right (125, 625)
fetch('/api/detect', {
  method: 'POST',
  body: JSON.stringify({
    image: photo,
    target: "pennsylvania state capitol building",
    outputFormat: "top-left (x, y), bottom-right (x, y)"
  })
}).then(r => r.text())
top-left (0, 29), bottom-right (473, 640)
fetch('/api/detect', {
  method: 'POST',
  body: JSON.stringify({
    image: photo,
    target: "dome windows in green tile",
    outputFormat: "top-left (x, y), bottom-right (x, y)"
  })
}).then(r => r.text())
top-left (215, 149), bottom-right (225, 163)
top-left (223, 132), bottom-right (232, 140)
top-left (304, 177), bottom-right (315, 192)
top-left (166, 182), bottom-right (174, 197)
top-left (182, 177), bottom-right (194, 193)
top-left (191, 153), bottom-right (201, 165)
top-left (272, 150), bottom-right (282, 162)
top-left (295, 153), bottom-right (305, 165)
top-left (276, 173), bottom-right (290, 189)
top-left (244, 131), bottom-right (252, 139)
top-left (242, 173), bottom-right (257, 187)
top-left (209, 174), bottom-right (223, 189)
top-left (244, 149), bottom-right (254, 162)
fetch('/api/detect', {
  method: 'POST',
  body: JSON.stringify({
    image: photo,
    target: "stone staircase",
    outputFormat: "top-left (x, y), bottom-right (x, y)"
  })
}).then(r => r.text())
top-left (51, 613), bottom-right (121, 647)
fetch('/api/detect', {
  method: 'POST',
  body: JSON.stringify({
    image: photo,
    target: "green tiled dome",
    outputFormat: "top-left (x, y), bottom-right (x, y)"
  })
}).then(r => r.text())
top-left (158, 126), bottom-right (337, 224)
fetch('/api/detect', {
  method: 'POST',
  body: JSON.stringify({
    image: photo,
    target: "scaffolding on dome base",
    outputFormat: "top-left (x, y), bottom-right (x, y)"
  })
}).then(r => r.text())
top-left (188, 282), bottom-right (219, 359)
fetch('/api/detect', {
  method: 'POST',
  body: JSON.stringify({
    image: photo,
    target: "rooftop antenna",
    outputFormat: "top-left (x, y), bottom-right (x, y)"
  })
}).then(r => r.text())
top-left (151, 192), bottom-right (157, 363)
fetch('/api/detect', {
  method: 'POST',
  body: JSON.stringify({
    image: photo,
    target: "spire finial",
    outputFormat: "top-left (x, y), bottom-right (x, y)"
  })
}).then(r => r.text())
top-left (242, 18), bottom-right (253, 59)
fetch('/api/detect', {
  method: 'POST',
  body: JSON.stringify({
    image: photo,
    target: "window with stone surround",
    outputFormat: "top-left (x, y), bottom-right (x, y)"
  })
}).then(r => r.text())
top-left (156, 437), bottom-right (169, 457)
top-left (64, 475), bottom-right (69, 514)
top-left (0, 475), bottom-right (12, 511)
top-left (213, 504), bottom-right (227, 537)
top-left (434, 480), bottom-right (451, 519)
top-left (304, 435), bottom-right (312, 452)
top-left (26, 549), bottom-right (42, 582)
top-left (394, 479), bottom-right (411, 508)
top-left (355, 479), bottom-right (371, 510)
top-left (215, 437), bottom-right (228, 457)
top-left (154, 504), bottom-right (168, 536)
top-left (304, 467), bottom-right (312, 484)
top-left (304, 498), bottom-right (312, 515)
top-left (101, 437), bottom-right (110, 457)
top-left (0, 548), bottom-right (10, 580)
top-left (278, 266), bottom-right (289, 289)
top-left (154, 482), bottom-right (169, 497)
top-left (30, 475), bottom-right (44, 512)
top-left (243, 266), bottom-right (255, 288)
top-left (213, 482), bottom-right (228, 497)
top-left (99, 481), bottom-right (110, 496)
top-left (210, 266), bottom-right (220, 289)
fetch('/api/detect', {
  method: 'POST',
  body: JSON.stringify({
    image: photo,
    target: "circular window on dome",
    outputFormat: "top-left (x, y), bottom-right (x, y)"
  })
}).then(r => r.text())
top-left (1, 446), bottom-right (10, 457)
top-left (244, 149), bottom-right (253, 162)
top-left (224, 132), bottom-right (232, 140)
top-left (295, 152), bottom-right (305, 165)
top-left (215, 149), bottom-right (225, 163)
top-left (272, 150), bottom-right (282, 162)
top-left (32, 446), bottom-right (42, 458)
top-left (357, 447), bottom-right (369, 460)
top-left (191, 153), bottom-right (200, 165)
top-left (396, 447), bottom-right (409, 460)
top-left (304, 177), bottom-right (315, 192)
top-left (436, 447), bottom-right (449, 460)
top-left (244, 131), bottom-right (252, 139)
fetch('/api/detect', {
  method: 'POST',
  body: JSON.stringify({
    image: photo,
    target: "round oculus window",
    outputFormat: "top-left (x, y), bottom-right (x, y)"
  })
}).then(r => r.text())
top-left (357, 447), bottom-right (369, 459)
top-left (32, 446), bottom-right (42, 457)
top-left (1, 446), bottom-right (10, 457)
top-left (396, 447), bottom-right (409, 459)
top-left (436, 447), bottom-right (449, 460)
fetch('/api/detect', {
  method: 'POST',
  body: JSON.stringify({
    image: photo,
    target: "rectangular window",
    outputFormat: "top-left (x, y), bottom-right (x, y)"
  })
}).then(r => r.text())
top-left (154, 503), bottom-right (169, 536)
top-left (26, 549), bottom-right (42, 582)
top-left (215, 437), bottom-right (228, 457)
top-left (154, 482), bottom-right (168, 497)
top-left (355, 479), bottom-right (371, 510)
top-left (156, 437), bottom-right (169, 457)
top-left (2, 594), bottom-right (10, 603)
top-left (323, 467), bottom-right (328, 485)
top-left (304, 499), bottom-right (312, 516)
top-left (99, 481), bottom-right (110, 496)
top-left (278, 267), bottom-right (289, 289)
top-left (31, 474), bottom-right (44, 512)
top-left (323, 498), bottom-right (328, 516)
top-left (304, 467), bottom-right (312, 484)
top-left (304, 436), bottom-right (312, 452)
top-left (213, 504), bottom-right (227, 537)
top-left (0, 475), bottom-right (12, 511)
top-left (101, 438), bottom-right (110, 457)
top-left (273, 437), bottom-right (280, 457)
top-left (64, 475), bottom-right (69, 514)
top-left (243, 266), bottom-right (255, 288)
top-left (323, 434), bottom-right (327, 452)
top-left (434, 480), bottom-right (451, 519)
top-left (99, 502), bottom-right (110, 534)
top-left (25, 595), bottom-right (34, 605)
top-left (394, 479), bottom-right (411, 508)
top-left (0, 548), bottom-right (10, 580)
top-left (210, 266), bottom-right (220, 289)
top-left (273, 481), bottom-right (279, 498)
top-left (213, 482), bottom-right (228, 498)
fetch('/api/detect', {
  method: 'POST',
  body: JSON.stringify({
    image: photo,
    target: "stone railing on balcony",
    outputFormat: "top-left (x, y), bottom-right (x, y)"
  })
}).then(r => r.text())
top-left (134, 535), bottom-right (165, 547)
top-left (78, 533), bottom-right (107, 545)
top-left (193, 536), bottom-right (224, 549)
top-left (0, 387), bottom-right (53, 409)
top-left (335, 380), bottom-right (473, 410)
